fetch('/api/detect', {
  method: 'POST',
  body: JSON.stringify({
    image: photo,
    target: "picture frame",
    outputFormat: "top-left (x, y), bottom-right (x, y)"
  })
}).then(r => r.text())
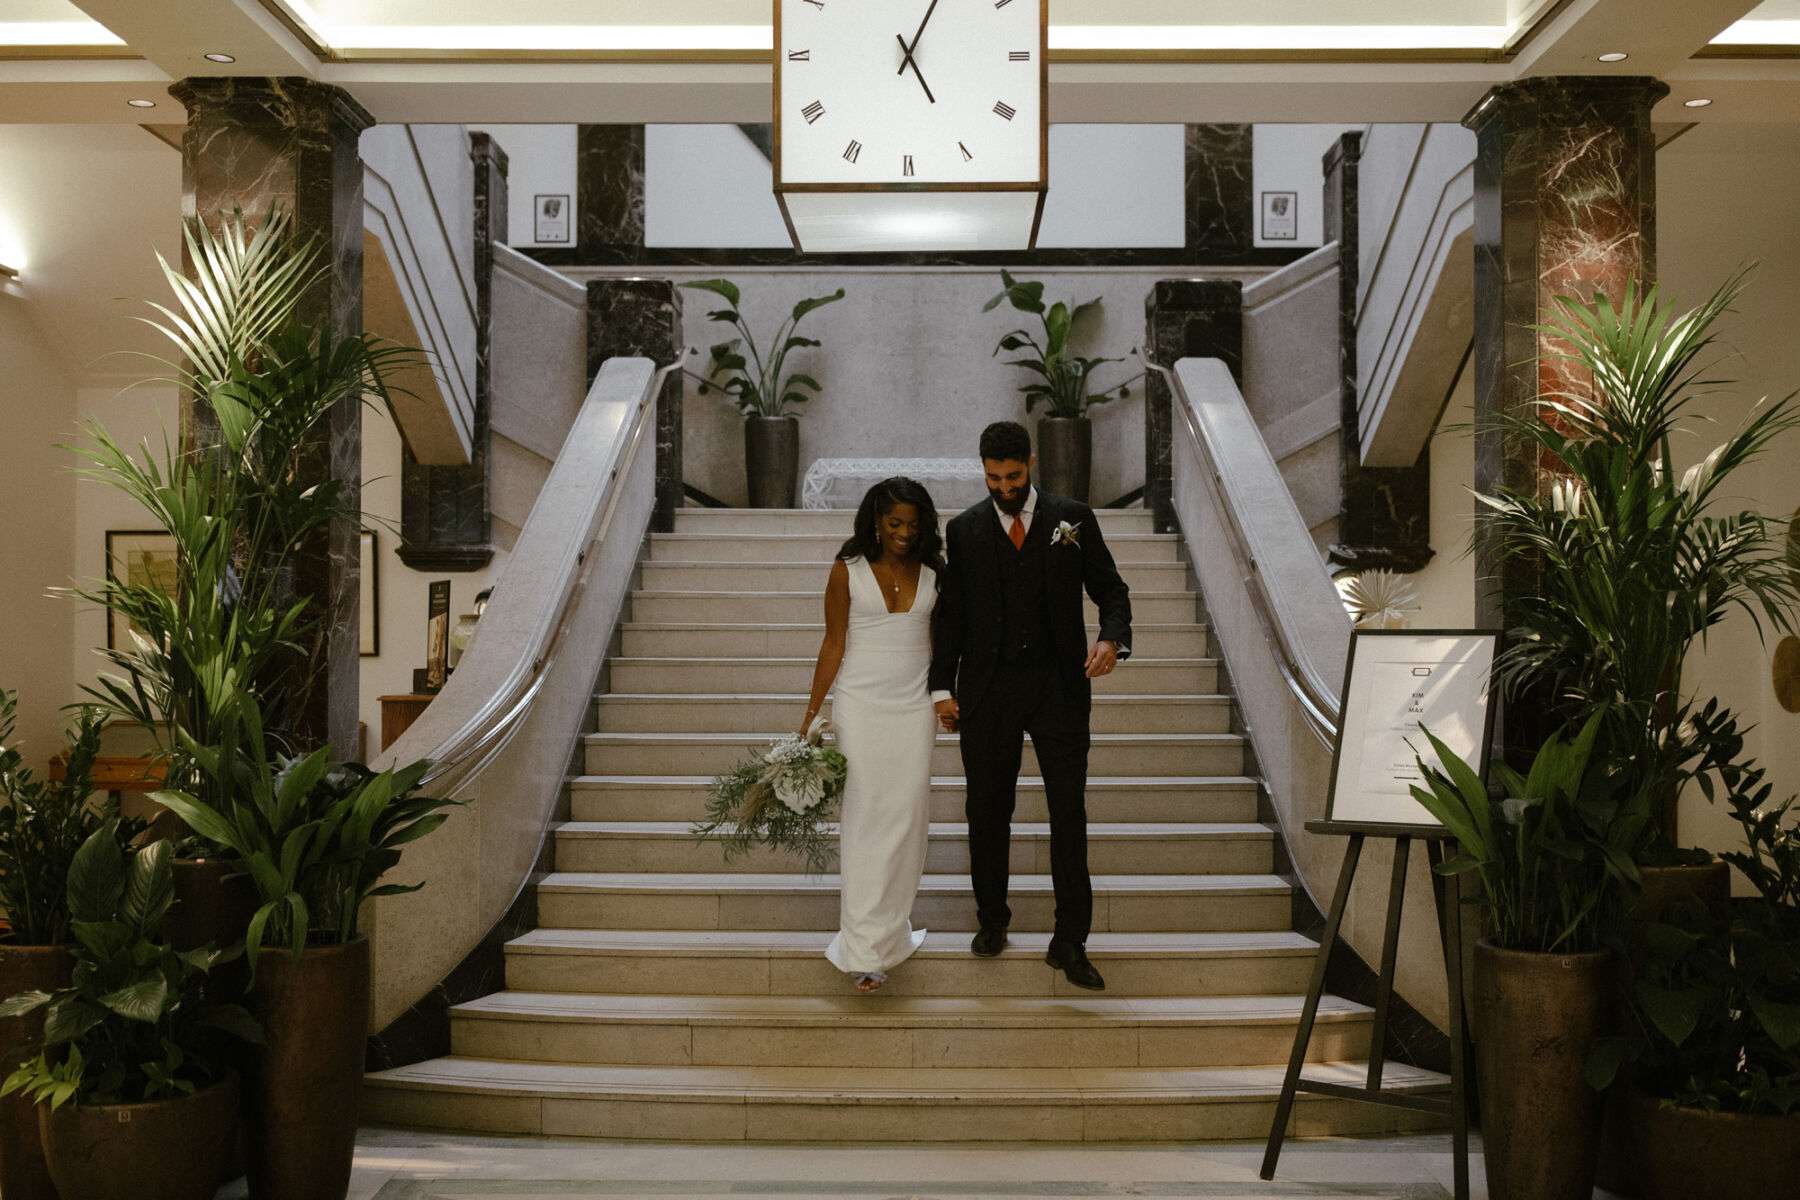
top-left (104, 529), bottom-right (178, 651)
top-left (1260, 190), bottom-right (1298, 241)
top-left (424, 579), bottom-right (452, 692)
top-left (1322, 629), bottom-right (1501, 831)
top-left (359, 529), bottom-right (380, 657)
top-left (534, 193), bottom-right (571, 243)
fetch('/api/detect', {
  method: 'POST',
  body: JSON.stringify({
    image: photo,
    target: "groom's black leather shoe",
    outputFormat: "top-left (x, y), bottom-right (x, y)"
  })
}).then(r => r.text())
top-left (971, 926), bottom-right (1008, 957)
top-left (1046, 940), bottom-right (1106, 991)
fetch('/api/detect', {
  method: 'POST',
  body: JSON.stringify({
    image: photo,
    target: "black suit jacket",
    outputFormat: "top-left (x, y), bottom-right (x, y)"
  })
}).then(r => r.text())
top-left (928, 491), bottom-right (1132, 714)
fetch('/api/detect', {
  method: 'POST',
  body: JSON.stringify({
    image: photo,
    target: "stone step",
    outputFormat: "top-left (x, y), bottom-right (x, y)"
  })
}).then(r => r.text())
top-left (619, 621), bottom-right (1212, 659)
top-left (553, 821), bottom-right (1276, 876)
top-left (648, 532), bottom-right (1182, 564)
top-left (594, 693), bottom-right (1233, 735)
top-left (606, 657), bottom-right (1220, 695)
top-left (672, 508), bottom-right (1158, 537)
top-left (535, 872), bottom-right (1291, 933)
top-left (571, 775), bottom-right (1264, 824)
top-left (447, 991), bottom-right (1372, 1070)
top-left (583, 732), bottom-right (1245, 778)
top-left (628, 590), bottom-right (1201, 625)
top-left (638, 560), bottom-right (1192, 593)
top-left (361, 1057), bottom-right (1448, 1142)
top-left (502, 929), bottom-right (1319, 998)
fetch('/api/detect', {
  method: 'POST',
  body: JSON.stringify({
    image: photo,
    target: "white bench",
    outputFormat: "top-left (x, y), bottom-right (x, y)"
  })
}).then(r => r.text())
top-left (800, 457), bottom-right (990, 511)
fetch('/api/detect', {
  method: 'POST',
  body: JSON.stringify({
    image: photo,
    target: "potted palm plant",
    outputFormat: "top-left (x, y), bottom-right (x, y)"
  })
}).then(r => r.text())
top-left (1412, 713), bottom-right (1641, 1200)
top-left (0, 823), bottom-right (259, 1200)
top-left (984, 270), bottom-right (1136, 503)
top-left (681, 278), bottom-right (844, 508)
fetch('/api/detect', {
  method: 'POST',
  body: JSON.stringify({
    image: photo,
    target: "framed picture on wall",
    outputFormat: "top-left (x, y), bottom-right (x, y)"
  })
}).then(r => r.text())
top-left (534, 194), bottom-right (571, 243)
top-left (359, 529), bottom-right (380, 657)
top-left (104, 529), bottom-right (177, 651)
top-left (1261, 190), bottom-right (1298, 241)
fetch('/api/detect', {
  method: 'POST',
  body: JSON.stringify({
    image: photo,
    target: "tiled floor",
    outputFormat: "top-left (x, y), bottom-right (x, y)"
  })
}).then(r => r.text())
top-left (213, 1127), bottom-right (1631, 1200)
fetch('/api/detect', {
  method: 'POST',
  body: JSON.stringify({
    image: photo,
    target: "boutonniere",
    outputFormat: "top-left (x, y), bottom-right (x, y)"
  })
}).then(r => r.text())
top-left (1050, 520), bottom-right (1082, 548)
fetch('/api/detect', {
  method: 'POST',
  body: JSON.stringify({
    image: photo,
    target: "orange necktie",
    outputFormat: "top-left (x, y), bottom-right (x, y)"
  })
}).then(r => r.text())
top-left (1008, 514), bottom-right (1026, 550)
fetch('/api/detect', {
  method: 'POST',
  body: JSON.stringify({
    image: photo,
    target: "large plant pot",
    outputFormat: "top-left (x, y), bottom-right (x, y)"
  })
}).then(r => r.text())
top-left (0, 943), bottom-right (72, 1200)
top-left (38, 1071), bottom-right (237, 1200)
top-left (1627, 1091), bottom-right (1800, 1200)
top-left (745, 414), bottom-right (799, 508)
top-left (1035, 416), bottom-right (1092, 503)
top-left (1473, 940), bottom-right (1613, 1200)
top-left (245, 937), bottom-right (369, 1200)
top-left (170, 859), bottom-right (260, 1187)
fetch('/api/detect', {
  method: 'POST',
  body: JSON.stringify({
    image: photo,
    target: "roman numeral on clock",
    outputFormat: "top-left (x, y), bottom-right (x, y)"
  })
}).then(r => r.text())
top-left (903, 155), bottom-right (914, 176)
top-left (959, 141), bottom-right (973, 161)
top-left (843, 139), bottom-right (862, 163)
top-left (801, 100), bottom-right (825, 124)
top-left (788, 49), bottom-right (809, 60)
top-left (1009, 51), bottom-right (1031, 61)
top-left (993, 101), bottom-right (1016, 121)
top-left (803, 0), bottom-right (824, 8)
top-left (994, 0), bottom-right (1013, 7)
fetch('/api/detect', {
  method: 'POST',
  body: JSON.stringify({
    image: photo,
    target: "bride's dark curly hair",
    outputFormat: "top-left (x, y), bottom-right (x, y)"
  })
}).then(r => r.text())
top-left (837, 476), bottom-right (945, 573)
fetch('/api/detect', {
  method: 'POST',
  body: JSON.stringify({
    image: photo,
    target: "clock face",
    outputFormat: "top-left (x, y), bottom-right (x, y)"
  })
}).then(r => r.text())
top-left (775, 0), bottom-right (1045, 187)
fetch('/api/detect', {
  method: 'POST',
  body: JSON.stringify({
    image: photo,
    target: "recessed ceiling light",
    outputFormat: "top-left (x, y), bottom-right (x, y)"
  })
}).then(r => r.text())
top-left (126, 98), bottom-right (156, 108)
top-left (203, 52), bottom-right (236, 63)
top-left (1598, 51), bottom-right (1628, 62)
top-left (1684, 97), bottom-right (1713, 108)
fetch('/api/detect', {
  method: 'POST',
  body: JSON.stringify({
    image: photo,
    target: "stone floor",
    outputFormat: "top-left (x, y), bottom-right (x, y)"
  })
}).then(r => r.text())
top-left (213, 1128), bottom-right (1632, 1199)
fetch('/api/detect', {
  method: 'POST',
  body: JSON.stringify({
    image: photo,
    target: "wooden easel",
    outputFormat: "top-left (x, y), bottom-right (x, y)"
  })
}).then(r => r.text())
top-left (1259, 817), bottom-right (1470, 1200)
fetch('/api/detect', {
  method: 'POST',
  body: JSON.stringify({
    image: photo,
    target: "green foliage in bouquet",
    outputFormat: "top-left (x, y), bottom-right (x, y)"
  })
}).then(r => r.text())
top-left (692, 725), bottom-right (847, 874)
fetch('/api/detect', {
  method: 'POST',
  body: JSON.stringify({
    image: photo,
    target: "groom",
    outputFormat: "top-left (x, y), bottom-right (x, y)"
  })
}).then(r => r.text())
top-left (929, 421), bottom-right (1132, 991)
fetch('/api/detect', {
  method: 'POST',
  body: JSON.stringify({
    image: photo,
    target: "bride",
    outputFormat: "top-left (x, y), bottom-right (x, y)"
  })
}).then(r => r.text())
top-left (798, 477), bottom-right (942, 992)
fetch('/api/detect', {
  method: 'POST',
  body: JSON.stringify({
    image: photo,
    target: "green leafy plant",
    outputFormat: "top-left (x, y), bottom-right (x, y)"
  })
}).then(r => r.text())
top-left (1478, 271), bottom-right (1800, 850)
top-left (1411, 712), bottom-right (1642, 953)
top-left (681, 278), bottom-right (845, 417)
top-left (0, 691), bottom-right (145, 946)
top-left (984, 270), bottom-right (1135, 418)
top-left (148, 681), bottom-right (455, 967)
top-left (0, 823), bottom-right (260, 1109)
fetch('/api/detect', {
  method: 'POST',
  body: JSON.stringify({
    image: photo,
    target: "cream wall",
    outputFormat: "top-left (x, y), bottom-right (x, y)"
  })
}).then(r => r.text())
top-left (1407, 358), bottom-right (1477, 628)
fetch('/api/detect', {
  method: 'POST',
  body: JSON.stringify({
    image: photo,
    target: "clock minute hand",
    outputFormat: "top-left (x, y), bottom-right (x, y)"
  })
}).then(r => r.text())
top-left (901, 0), bottom-right (942, 62)
top-left (896, 33), bottom-right (936, 103)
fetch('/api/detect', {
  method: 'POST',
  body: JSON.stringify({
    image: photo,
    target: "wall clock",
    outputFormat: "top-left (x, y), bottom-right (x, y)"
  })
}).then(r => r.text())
top-left (773, 0), bottom-right (1048, 253)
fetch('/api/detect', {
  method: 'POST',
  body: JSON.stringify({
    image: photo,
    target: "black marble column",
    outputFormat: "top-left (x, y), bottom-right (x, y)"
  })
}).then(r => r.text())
top-left (577, 126), bottom-right (646, 265)
top-left (1185, 125), bottom-right (1254, 263)
top-left (1463, 76), bottom-right (1667, 756)
top-left (1325, 132), bottom-right (1433, 573)
top-left (171, 77), bottom-right (373, 759)
top-left (586, 279), bottom-right (684, 531)
top-left (1143, 281), bottom-right (1243, 533)
top-left (396, 133), bottom-right (506, 572)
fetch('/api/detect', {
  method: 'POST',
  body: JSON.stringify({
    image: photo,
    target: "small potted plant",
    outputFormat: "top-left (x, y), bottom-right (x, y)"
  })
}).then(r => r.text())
top-left (681, 278), bottom-right (845, 508)
top-left (0, 824), bottom-right (260, 1200)
top-left (984, 270), bottom-right (1136, 502)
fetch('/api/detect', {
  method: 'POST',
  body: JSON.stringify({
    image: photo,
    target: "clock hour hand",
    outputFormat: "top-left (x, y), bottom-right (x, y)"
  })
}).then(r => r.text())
top-left (895, 33), bottom-right (936, 103)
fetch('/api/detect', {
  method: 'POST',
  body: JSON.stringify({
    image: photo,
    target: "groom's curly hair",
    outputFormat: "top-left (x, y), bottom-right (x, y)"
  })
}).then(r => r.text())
top-left (838, 476), bottom-right (946, 577)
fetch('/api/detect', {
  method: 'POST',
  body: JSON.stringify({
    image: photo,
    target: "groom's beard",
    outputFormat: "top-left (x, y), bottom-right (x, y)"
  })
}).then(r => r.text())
top-left (989, 478), bottom-right (1030, 516)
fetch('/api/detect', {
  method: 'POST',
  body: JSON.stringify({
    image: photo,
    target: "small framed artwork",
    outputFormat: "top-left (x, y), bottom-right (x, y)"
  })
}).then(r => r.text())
top-left (104, 530), bottom-right (178, 651)
top-left (534, 194), bottom-right (571, 243)
top-left (1261, 190), bottom-right (1298, 241)
top-left (359, 530), bottom-right (380, 657)
top-left (1323, 630), bottom-right (1501, 831)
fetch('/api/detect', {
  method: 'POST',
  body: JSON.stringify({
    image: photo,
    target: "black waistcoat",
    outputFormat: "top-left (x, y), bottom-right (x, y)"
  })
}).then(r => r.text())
top-left (994, 515), bottom-right (1054, 664)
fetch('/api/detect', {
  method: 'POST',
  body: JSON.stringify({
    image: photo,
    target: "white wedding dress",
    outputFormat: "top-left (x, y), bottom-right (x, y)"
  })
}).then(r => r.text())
top-left (823, 556), bottom-right (936, 976)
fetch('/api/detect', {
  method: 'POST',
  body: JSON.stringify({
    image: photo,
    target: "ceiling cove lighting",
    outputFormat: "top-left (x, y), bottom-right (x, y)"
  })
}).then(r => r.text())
top-left (1597, 51), bottom-right (1628, 62)
top-left (1684, 97), bottom-right (1714, 107)
top-left (1049, 25), bottom-right (1510, 51)
top-left (0, 21), bottom-right (125, 46)
top-left (203, 52), bottom-right (236, 63)
top-left (1711, 20), bottom-right (1800, 45)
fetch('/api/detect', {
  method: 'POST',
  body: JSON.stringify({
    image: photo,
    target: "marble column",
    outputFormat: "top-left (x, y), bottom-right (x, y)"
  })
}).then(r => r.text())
top-left (1325, 132), bottom-right (1433, 573)
top-left (1185, 125), bottom-right (1254, 263)
top-left (1462, 76), bottom-right (1668, 754)
top-left (586, 279), bottom-right (684, 530)
top-left (577, 125), bottom-right (646, 264)
top-left (171, 77), bottom-right (373, 759)
top-left (397, 133), bottom-right (505, 572)
top-left (1143, 281), bottom-right (1243, 533)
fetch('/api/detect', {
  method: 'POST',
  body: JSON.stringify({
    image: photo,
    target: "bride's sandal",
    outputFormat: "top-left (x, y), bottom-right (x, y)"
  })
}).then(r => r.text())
top-left (853, 972), bottom-right (886, 992)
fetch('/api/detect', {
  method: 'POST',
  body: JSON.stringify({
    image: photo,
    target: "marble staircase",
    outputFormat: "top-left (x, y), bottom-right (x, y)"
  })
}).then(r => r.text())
top-left (363, 507), bottom-right (1446, 1141)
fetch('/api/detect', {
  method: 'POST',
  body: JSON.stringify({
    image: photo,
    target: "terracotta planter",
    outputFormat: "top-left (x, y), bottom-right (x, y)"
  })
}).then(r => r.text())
top-left (0, 943), bottom-right (71, 1200)
top-left (38, 1071), bottom-right (237, 1200)
top-left (1628, 1091), bottom-right (1800, 1200)
top-left (1035, 416), bottom-right (1092, 504)
top-left (245, 937), bottom-right (369, 1200)
top-left (1473, 940), bottom-right (1613, 1200)
top-left (745, 414), bottom-right (799, 508)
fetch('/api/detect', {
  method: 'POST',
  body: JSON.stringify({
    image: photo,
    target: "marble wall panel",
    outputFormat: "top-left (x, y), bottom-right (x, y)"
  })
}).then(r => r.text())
top-left (577, 125), bottom-right (646, 265)
top-left (587, 278), bottom-right (685, 529)
top-left (1186, 124), bottom-right (1254, 262)
top-left (1144, 280), bottom-right (1243, 531)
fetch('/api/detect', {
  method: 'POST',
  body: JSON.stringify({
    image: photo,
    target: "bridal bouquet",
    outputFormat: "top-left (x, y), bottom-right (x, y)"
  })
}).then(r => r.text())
top-left (692, 720), bottom-right (846, 873)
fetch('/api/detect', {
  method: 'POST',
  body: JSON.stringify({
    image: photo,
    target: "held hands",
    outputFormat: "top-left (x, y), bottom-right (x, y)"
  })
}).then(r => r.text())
top-left (934, 697), bottom-right (959, 733)
top-left (1084, 640), bottom-right (1119, 679)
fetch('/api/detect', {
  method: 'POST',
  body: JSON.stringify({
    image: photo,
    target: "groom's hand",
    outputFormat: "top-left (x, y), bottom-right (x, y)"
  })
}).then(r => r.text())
top-left (934, 697), bottom-right (959, 732)
top-left (1084, 640), bottom-right (1118, 678)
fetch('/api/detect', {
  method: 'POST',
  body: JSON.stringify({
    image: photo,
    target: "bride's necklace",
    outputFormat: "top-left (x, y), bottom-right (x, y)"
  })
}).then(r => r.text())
top-left (872, 556), bottom-right (914, 600)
